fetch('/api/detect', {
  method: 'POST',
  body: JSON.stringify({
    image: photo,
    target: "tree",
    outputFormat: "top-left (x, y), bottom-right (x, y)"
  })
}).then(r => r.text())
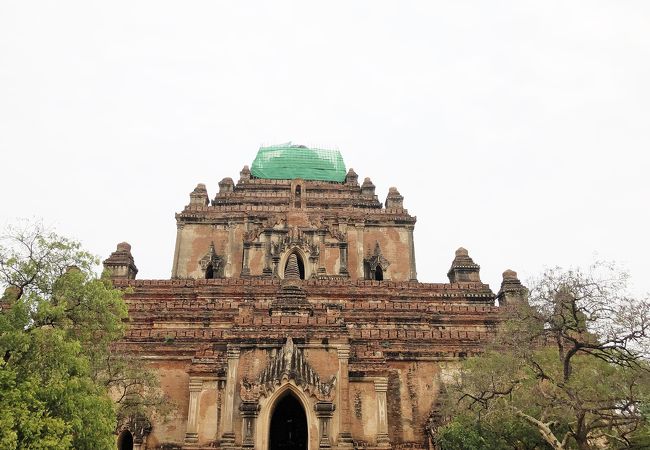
top-left (436, 263), bottom-right (650, 450)
top-left (434, 410), bottom-right (553, 450)
top-left (0, 221), bottom-right (169, 449)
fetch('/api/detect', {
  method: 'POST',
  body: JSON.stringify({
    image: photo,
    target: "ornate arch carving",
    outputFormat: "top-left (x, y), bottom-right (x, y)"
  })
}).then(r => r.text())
top-left (116, 413), bottom-right (152, 445)
top-left (364, 241), bottom-right (390, 279)
top-left (277, 246), bottom-right (312, 280)
top-left (198, 242), bottom-right (224, 278)
top-left (240, 337), bottom-right (336, 403)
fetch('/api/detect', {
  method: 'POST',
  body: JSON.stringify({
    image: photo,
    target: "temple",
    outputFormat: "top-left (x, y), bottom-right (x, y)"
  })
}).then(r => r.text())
top-left (105, 144), bottom-right (527, 450)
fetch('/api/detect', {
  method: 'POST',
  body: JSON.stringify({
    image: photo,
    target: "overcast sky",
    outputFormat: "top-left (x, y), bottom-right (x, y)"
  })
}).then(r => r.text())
top-left (1, 1), bottom-right (648, 296)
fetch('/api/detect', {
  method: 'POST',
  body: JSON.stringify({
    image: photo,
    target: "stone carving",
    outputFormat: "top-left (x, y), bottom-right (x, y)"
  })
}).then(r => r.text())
top-left (117, 413), bottom-right (152, 444)
top-left (325, 224), bottom-right (347, 242)
top-left (198, 242), bottom-right (224, 278)
top-left (264, 214), bottom-right (285, 229)
top-left (240, 337), bottom-right (336, 402)
top-left (243, 225), bottom-right (264, 243)
top-left (364, 242), bottom-right (390, 272)
top-left (271, 230), bottom-right (318, 259)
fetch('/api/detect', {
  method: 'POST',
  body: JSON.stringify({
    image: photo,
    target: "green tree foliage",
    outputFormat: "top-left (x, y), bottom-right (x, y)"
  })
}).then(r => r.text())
top-left (0, 222), bottom-right (169, 449)
top-left (436, 263), bottom-right (650, 450)
top-left (435, 411), bottom-right (553, 450)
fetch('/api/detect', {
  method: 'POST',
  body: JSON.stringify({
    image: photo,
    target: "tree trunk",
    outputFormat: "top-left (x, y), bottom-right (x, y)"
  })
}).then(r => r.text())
top-left (513, 408), bottom-right (565, 450)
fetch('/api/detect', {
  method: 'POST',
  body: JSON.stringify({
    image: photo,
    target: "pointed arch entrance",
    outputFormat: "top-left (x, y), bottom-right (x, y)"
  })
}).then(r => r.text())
top-left (269, 393), bottom-right (308, 450)
top-left (117, 430), bottom-right (133, 450)
top-left (244, 339), bottom-right (336, 450)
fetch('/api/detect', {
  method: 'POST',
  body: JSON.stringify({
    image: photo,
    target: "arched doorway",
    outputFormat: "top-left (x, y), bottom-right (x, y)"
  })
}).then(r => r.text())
top-left (269, 394), bottom-right (308, 450)
top-left (117, 430), bottom-right (133, 450)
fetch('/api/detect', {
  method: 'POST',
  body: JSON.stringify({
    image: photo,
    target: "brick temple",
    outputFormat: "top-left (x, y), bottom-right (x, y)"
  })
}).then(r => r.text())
top-left (104, 145), bottom-right (527, 450)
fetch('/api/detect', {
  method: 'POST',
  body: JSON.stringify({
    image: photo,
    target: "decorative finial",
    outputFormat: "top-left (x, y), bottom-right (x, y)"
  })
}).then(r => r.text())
top-left (503, 269), bottom-right (518, 280)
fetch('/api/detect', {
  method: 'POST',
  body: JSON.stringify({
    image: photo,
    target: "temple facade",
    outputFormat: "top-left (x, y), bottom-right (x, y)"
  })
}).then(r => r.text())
top-left (104, 146), bottom-right (526, 450)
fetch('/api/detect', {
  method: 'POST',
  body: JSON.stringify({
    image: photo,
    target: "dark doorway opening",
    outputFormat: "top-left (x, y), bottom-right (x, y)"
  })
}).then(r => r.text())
top-left (375, 266), bottom-right (384, 281)
top-left (117, 430), bottom-right (134, 450)
top-left (205, 263), bottom-right (214, 279)
top-left (269, 394), bottom-right (308, 450)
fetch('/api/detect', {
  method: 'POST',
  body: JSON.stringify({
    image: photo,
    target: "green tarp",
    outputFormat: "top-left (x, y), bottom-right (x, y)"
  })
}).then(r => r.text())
top-left (250, 143), bottom-right (346, 182)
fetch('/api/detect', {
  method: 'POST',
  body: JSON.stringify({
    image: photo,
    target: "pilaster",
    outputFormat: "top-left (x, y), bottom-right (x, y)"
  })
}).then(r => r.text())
top-left (315, 401), bottom-right (336, 449)
top-left (407, 225), bottom-right (417, 281)
top-left (336, 345), bottom-right (353, 448)
top-left (184, 378), bottom-right (204, 444)
top-left (240, 401), bottom-right (259, 449)
top-left (263, 230), bottom-right (273, 276)
top-left (374, 378), bottom-right (390, 447)
top-left (339, 243), bottom-right (348, 275)
top-left (221, 346), bottom-right (240, 448)
top-left (241, 242), bottom-right (251, 276)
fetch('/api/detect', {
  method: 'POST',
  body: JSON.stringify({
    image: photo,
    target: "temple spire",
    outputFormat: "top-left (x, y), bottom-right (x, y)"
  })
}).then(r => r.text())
top-left (285, 253), bottom-right (301, 280)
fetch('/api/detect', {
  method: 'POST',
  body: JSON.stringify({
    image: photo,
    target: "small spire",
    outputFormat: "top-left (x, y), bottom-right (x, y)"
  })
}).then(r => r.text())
top-left (497, 269), bottom-right (528, 306)
top-left (447, 247), bottom-right (481, 283)
top-left (284, 253), bottom-right (301, 280)
top-left (239, 165), bottom-right (251, 182)
top-left (189, 183), bottom-right (209, 206)
top-left (103, 242), bottom-right (138, 280)
top-left (218, 177), bottom-right (235, 193)
top-left (361, 177), bottom-right (376, 197)
top-left (345, 168), bottom-right (359, 185)
top-left (385, 186), bottom-right (404, 209)
top-left (503, 269), bottom-right (518, 280)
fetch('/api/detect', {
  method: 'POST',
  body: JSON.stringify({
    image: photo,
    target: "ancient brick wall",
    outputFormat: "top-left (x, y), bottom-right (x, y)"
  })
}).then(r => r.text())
top-left (104, 161), bottom-right (527, 449)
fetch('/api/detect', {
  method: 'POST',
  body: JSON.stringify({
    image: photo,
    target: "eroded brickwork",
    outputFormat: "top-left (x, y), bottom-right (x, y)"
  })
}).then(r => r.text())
top-left (106, 157), bottom-right (526, 450)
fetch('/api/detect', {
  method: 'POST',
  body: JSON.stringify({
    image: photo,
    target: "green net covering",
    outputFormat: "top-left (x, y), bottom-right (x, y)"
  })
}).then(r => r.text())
top-left (251, 143), bottom-right (346, 182)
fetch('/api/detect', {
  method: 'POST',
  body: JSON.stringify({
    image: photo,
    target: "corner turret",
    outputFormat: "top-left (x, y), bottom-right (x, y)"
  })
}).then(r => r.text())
top-left (361, 177), bottom-right (376, 198)
top-left (385, 187), bottom-right (404, 210)
top-left (103, 242), bottom-right (138, 280)
top-left (447, 247), bottom-right (481, 283)
top-left (345, 168), bottom-right (359, 186)
top-left (189, 183), bottom-right (209, 206)
top-left (497, 269), bottom-right (528, 306)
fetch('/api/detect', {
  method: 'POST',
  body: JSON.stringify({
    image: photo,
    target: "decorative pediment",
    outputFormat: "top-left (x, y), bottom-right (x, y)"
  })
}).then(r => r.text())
top-left (240, 337), bottom-right (336, 402)
top-left (271, 228), bottom-right (319, 259)
top-left (117, 413), bottom-right (152, 444)
top-left (364, 241), bottom-right (390, 271)
top-left (198, 242), bottom-right (224, 278)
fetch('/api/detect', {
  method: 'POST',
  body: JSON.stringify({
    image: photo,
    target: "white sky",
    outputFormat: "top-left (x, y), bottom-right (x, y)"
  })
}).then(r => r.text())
top-left (1, 1), bottom-right (649, 296)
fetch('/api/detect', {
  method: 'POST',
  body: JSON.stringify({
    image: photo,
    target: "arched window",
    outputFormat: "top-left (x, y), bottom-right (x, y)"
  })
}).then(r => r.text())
top-left (294, 185), bottom-right (302, 208)
top-left (363, 242), bottom-right (389, 281)
top-left (364, 262), bottom-right (385, 281)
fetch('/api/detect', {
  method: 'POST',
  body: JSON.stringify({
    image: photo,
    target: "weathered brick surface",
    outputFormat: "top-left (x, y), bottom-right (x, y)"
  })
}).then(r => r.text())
top-left (109, 162), bottom-right (525, 449)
